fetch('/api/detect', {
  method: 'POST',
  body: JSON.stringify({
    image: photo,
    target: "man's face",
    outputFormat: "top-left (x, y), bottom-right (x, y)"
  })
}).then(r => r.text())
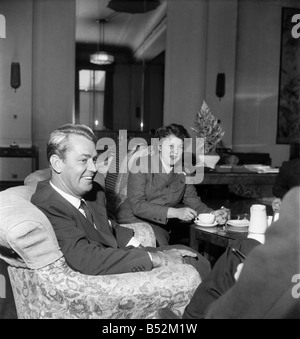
top-left (56, 134), bottom-right (98, 198)
top-left (159, 135), bottom-right (184, 167)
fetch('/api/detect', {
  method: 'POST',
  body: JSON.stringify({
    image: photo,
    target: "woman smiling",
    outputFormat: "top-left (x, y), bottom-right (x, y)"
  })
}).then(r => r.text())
top-left (116, 124), bottom-right (229, 246)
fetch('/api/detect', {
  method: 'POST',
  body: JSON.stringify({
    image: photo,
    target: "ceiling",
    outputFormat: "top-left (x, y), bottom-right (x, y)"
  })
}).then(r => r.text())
top-left (76, 0), bottom-right (167, 61)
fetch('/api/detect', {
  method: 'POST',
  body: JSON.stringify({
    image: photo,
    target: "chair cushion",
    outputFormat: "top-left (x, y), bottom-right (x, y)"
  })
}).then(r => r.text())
top-left (0, 186), bottom-right (63, 269)
top-left (115, 145), bottom-right (153, 209)
top-left (24, 168), bottom-right (51, 190)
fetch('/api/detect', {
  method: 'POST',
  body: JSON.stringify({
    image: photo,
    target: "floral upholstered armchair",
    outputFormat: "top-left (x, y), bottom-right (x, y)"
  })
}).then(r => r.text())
top-left (0, 170), bottom-right (201, 319)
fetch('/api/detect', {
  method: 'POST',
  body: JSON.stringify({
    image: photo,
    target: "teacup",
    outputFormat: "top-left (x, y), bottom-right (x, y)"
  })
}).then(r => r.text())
top-left (195, 213), bottom-right (215, 224)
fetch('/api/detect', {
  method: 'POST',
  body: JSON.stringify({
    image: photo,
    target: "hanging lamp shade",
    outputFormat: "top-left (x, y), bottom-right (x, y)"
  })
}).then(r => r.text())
top-left (107, 0), bottom-right (161, 14)
top-left (90, 19), bottom-right (114, 65)
top-left (90, 52), bottom-right (115, 65)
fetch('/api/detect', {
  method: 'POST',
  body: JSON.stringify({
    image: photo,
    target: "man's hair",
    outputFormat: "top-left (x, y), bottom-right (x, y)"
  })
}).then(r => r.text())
top-left (47, 124), bottom-right (97, 162)
top-left (154, 123), bottom-right (190, 141)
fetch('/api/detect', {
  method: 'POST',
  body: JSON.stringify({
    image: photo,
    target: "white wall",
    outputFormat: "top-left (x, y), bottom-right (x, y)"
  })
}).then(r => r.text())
top-left (1, 0), bottom-right (299, 173)
top-left (233, 0), bottom-right (300, 166)
top-left (0, 0), bottom-right (33, 147)
top-left (164, 0), bottom-right (299, 167)
top-left (164, 0), bottom-right (208, 131)
top-left (164, 0), bottom-right (238, 148)
top-left (32, 0), bottom-right (76, 169)
top-left (205, 0), bottom-right (238, 149)
top-left (0, 0), bottom-right (76, 171)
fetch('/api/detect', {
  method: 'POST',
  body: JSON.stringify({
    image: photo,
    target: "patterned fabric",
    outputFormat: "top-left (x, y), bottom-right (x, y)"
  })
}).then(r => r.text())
top-left (115, 145), bottom-right (153, 209)
top-left (8, 257), bottom-right (201, 319)
top-left (1, 180), bottom-right (202, 319)
top-left (120, 222), bottom-right (156, 247)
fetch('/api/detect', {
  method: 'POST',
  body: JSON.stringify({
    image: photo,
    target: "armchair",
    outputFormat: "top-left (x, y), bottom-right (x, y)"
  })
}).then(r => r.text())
top-left (0, 171), bottom-right (201, 319)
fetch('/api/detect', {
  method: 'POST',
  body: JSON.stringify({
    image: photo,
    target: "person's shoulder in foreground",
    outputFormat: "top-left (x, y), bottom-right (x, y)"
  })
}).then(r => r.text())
top-left (204, 186), bottom-right (300, 319)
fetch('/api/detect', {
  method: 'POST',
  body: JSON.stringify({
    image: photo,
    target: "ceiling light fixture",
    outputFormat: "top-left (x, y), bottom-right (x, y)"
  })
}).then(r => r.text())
top-left (90, 19), bottom-right (115, 65)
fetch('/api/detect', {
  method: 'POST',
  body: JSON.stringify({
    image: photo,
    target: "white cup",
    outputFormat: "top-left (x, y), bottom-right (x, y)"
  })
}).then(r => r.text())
top-left (196, 213), bottom-right (215, 224)
top-left (249, 204), bottom-right (268, 234)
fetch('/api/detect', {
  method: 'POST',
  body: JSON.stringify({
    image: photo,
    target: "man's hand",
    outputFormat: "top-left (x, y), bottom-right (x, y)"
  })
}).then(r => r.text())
top-left (234, 263), bottom-right (244, 281)
top-left (212, 208), bottom-right (230, 225)
top-left (150, 248), bottom-right (198, 268)
top-left (272, 198), bottom-right (282, 213)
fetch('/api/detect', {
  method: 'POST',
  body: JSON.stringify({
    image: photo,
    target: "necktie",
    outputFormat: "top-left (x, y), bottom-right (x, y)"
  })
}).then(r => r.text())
top-left (79, 200), bottom-right (95, 226)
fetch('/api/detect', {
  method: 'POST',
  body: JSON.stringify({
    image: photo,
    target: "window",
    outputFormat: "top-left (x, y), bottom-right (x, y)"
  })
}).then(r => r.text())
top-left (79, 70), bottom-right (106, 130)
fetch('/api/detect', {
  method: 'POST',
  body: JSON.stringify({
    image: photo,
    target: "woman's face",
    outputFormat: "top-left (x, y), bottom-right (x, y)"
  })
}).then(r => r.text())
top-left (159, 135), bottom-right (184, 167)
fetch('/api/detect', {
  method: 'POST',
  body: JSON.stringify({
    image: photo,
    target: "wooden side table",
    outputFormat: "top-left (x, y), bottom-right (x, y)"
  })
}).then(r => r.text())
top-left (189, 224), bottom-right (248, 265)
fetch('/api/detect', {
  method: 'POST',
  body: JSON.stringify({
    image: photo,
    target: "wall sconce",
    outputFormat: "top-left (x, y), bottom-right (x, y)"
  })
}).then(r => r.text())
top-left (10, 62), bottom-right (21, 92)
top-left (216, 73), bottom-right (225, 100)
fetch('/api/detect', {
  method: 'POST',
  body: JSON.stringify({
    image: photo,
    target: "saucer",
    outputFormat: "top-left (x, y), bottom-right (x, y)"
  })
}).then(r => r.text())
top-left (226, 225), bottom-right (249, 233)
top-left (194, 226), bottom-right (219, 233)
top-left (194, 221), bottom-right (218, 227)
top-left (227, 219), bottom-right (250, 227)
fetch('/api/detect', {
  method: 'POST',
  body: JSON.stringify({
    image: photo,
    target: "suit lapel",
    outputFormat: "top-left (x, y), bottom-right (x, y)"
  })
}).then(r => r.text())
top-left (87, 201), bottom-right (118, 248)
top-left (48, 185), bottom-right (117, 248)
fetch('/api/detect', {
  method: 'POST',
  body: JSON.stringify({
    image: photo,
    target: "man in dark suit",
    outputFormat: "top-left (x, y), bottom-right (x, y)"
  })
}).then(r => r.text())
top-left (31, 124), bottom-right (211, 278)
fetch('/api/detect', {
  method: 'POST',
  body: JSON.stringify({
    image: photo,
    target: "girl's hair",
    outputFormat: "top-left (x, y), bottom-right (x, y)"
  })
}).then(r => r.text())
top-left (154, 123), bottom-right (190, 141)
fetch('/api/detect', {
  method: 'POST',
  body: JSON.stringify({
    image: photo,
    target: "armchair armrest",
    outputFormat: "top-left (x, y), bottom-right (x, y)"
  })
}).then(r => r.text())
top-left (8, 257), bottom-right (201, 319)
top-left (120, 222), bottom-right (156, 247)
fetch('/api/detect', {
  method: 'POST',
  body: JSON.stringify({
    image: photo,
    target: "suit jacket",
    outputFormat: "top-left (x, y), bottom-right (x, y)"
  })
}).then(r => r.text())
top-left (31, 180), bottom-right (153, 275)
top-left (116, 153), bottom-right (211, 226)
top-left (204, 186), bottom-right (300, 319)
top-left (183, 238), bottom-right (260, 319)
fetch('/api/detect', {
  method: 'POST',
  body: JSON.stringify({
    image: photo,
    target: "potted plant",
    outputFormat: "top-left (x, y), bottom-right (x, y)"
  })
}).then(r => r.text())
top-left (191, 100), bottom-right (225, 168)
